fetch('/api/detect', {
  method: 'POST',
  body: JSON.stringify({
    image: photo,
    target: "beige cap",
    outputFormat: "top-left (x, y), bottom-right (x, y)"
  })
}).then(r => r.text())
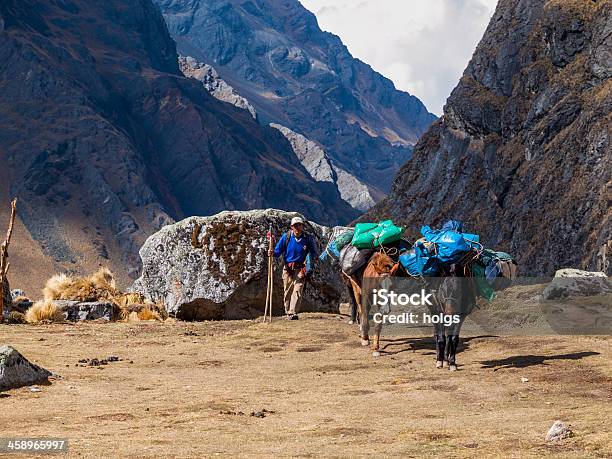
top-left (291, 216), bottom-right (304, 226)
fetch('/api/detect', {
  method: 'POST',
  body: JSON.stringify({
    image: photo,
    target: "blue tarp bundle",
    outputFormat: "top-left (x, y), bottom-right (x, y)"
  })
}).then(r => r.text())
top-left (399, 220), bottom-right (480, 276)
top-left (319, 229), bottom-right (354, 262)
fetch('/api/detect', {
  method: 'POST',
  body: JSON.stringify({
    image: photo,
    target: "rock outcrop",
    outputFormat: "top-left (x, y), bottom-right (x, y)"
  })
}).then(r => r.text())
top-left (0, 345), bottom-right (52, 390)
top-left (179, 55), bottom-right (257, 119)
top-left (54, 301), bottom-right (114, 322)
top-left (542, 269), bottom-right (612, 300)
top-left (132, 209), bottom-right (345, 320)
top-left (364, 0), bottom-right (611, 275)
top-left (270, 124), bottom-right (376, 211)
top-left (0, 0), bottom-right (357, 287)
top-left (154, 0), bottom-right (436, 198)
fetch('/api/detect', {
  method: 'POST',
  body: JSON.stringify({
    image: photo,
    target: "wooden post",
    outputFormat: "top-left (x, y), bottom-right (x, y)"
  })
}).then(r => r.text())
top-left (0, 198), bottom-right (17, 320)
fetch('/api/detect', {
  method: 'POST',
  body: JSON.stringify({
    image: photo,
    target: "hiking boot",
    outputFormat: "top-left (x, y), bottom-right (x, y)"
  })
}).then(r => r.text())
top-left (289, 314), bottom-right (299, 321)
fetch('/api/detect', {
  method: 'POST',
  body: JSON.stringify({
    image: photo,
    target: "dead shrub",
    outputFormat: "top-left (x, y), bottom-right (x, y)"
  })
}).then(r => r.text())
top-left (118, 303), bottom-right (166, 322)
top-left (25, 300), bottom-right (64, 323)
top-left (43, 267), bottom-right (118, 302)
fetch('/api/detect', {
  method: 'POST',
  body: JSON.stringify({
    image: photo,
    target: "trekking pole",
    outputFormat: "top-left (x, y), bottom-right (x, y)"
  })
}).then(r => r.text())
top-left (269, 247), bottom-right (273, 323)
top-left (263, 225), bottom-right (274, 323)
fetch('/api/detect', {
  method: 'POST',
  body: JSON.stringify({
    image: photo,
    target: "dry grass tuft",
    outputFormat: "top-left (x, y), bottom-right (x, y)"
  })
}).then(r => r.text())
top-left (25, 300), bottom-right (64, 324)
top-left (119, 303), bottom-right (166, 322)
top-left (43, 267), bottom-right (118, 302)
top-left (112, 292), bottom-right (147, 309)
top-left (90, 267), bottom-right (116, 292)
top-left (137, 308), bottom-right (162, 321)
top-left (43, 273), bottom-right (72, 301)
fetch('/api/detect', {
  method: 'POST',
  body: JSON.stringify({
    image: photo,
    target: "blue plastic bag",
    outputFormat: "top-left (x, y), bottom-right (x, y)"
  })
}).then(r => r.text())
top-left (399, 242), bottom-right (440, 276)
top-left (441, 219), bottom-right (464, 232)
top-left (421, 226), bottom-right (472, 264)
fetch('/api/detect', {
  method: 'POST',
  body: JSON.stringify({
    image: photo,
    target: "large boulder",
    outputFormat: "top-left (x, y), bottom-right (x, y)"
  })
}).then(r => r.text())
top-left (542, 269), bottom-right (612, 300)
top-left (131, 209), bottom-right (347, 320)
top-left (0, 345), bottom-right (52, 391)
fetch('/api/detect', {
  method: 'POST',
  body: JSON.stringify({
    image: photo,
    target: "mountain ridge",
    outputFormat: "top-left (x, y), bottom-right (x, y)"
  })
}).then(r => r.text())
top-left (0, 0), bottom-right (357, 289)
top-left (154, 0), bottom-right (437, 198)
top-left (363, 0), bottom-right (611, 275)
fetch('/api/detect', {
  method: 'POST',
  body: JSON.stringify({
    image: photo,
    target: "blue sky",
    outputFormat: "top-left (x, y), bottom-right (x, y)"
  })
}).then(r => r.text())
top-left (300, 0), bottom-right (498, 115)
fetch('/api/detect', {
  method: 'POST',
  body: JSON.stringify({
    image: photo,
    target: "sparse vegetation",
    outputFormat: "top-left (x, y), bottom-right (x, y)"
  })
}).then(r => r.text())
top-left (31, 267), bottom-right (166, 323)
top-left (25, 300), bottom-right (64, 324)
top-left (43, 267), bottom-right (117, 302)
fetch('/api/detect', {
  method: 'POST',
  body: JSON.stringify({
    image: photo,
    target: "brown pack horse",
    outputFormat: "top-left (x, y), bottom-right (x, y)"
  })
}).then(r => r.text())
top-left (344, 251), bottom-right (399, 357)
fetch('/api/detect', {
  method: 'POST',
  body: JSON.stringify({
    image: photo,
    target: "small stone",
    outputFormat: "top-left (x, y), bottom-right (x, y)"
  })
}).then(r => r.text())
top-left (521, 377), bottom-right (529, 383)
top-left (545, 420), bottom-right (572, 442)
top-left (29, 386), bottom-right (42, 392)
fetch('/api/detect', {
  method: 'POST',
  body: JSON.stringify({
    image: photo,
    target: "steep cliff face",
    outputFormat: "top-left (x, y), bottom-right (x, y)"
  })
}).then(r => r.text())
top-left (269, 124), bottom-right (377, 211)
top-left (179, 55), bottom-right (257, 118)
top-left (0, 0), bottom-right (356, 286)
top-left (365, 0), bottom-right (611, 275)
top-left (153, 0), bottom-right (436, 198)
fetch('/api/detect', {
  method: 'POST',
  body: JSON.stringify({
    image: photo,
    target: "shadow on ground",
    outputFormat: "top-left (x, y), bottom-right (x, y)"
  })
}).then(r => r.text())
top-left (379, 335), bottom-right (498, 355)
top-left (479, 351), bottom-right (600, 370)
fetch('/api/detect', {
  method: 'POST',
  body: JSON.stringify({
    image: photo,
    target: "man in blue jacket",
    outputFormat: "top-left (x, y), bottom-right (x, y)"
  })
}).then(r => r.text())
top-left (269, 216), bottom-right (318, 320)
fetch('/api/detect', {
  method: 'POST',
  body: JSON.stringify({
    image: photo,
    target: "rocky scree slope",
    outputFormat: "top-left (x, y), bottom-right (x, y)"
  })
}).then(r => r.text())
top-left (154, 0), bottom-right (436, 199)
top-left (0, 0), bottom-right (356, 285)
top-left (364, 0), bottom-right (611, 275)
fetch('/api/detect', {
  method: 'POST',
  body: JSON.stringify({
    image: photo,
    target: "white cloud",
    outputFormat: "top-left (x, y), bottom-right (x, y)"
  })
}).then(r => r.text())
top-left (300, 0), bottom-right (497, 115)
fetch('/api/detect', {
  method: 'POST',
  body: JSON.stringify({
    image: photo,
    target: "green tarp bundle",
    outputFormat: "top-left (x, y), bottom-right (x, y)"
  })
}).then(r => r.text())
top-left (472, 263), bottom-right (496, 301)
top-left (351, 220), bottom-right (404, 249)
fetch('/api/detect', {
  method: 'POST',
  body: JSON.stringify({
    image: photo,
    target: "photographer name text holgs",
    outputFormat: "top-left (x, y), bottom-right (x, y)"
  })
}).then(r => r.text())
top-left (371, 288), bottom-right (461, 326)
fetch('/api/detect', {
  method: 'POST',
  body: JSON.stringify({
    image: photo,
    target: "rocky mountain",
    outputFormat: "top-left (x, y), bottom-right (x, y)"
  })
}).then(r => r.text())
top-left (269, 124), bottom-right (377, 211)
top-left (364, 0), bottom-right (611, 275)
top-left (180, 54), bottom-right (378, 211)
top-left (179, 55), bottom-right (257, 118)
top-left (153, 0), bottom-right (436, 199)
top-left (0, 0), bottom-right (357, 288)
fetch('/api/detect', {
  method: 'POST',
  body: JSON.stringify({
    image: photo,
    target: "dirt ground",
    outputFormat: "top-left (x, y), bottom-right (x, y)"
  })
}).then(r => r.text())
top-left (1, 314), bottom-right (611, 458)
